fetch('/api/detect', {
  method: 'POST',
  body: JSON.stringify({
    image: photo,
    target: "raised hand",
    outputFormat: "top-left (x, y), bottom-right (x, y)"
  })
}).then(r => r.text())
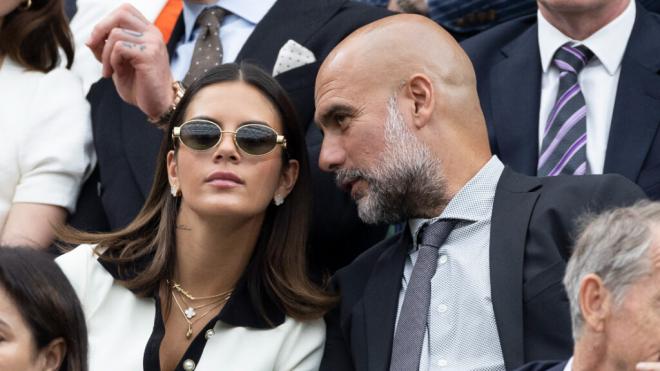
top-left (86, 3), bottom-right (174, 120)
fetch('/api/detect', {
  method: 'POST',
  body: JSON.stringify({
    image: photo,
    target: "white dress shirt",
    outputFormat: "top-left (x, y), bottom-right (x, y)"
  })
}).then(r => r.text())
top-left (537, 0), bottom-right (635, 174)
top-left (563, 357), bottom-right (573, 371)
top-left (170, 0), bottom-right (277, 81)
top-left (398, 156), bottom-right (506, 371)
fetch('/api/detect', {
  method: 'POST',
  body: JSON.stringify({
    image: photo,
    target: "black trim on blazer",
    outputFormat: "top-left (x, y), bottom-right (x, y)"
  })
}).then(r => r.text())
top-left (99, 252), bottom-right (286, 371)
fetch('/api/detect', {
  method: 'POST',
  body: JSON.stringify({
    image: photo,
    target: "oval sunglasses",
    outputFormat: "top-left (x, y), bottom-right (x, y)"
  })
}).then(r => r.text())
top-left (172, 119), bottom-right (287, 156)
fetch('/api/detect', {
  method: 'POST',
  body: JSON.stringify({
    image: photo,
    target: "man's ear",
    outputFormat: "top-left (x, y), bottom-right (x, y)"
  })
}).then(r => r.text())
top-left (36, 338), bottom-right (66, 371)
top-left (404, 73), bottom-right (434, 129)
top-left (579, 273), bottom-right (612, 333)
top-left (275, 159), bottom-right (299, 201)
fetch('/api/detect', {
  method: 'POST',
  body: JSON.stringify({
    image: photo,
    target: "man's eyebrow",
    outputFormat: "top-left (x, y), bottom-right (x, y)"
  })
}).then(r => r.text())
top-left (317, 103), bottom-right (356, 126)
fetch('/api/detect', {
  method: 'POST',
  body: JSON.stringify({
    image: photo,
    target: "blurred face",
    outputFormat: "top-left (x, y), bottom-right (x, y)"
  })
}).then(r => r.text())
top-left (168, 81), bottom-right (298, 221)
top-left (0, 0), bottom-right (22, 21)
top-left (0, 285), bottom-right (40, 371)
top-left (604, 240), bottom-right (660, 369)
top-left (315, 69), bottom-right (446, 224)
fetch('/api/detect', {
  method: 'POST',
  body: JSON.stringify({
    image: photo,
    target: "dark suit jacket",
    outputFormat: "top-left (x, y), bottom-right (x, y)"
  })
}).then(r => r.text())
top-left (320, 169), bottom-right (645, 371)
top-left (70, 0), bottom-right (391, 274)
top-left (514, 360), bottom-right (567, 371)
top-left (461, 2), bottom-right (660, 200)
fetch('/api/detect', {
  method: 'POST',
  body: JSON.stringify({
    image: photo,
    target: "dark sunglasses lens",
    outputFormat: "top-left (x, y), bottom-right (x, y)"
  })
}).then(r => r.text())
top-left (236, 125), bottom-right (278, 155)
top-left (180, 121), bottom-right (221, 150)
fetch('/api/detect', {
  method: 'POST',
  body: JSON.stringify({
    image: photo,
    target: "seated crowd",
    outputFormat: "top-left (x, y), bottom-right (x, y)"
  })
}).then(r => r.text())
top-left (0, 0), bottom-right (658, 370)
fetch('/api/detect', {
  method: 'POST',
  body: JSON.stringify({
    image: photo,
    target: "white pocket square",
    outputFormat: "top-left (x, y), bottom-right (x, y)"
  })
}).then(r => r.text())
top-left (272, 39), bottom-right (316, 77)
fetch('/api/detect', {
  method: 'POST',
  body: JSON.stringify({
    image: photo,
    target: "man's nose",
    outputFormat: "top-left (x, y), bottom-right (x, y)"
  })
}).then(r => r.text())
top-left (318, 134), bottom-right (346, 172)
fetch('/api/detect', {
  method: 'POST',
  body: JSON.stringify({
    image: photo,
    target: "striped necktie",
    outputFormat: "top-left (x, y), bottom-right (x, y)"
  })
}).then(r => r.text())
top-left (538, 42), bottom-right (594, 176)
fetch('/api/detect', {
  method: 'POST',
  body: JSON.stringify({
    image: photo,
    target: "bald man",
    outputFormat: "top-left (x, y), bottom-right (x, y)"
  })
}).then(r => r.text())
top-left (314, 14), bottom-right (646, 371)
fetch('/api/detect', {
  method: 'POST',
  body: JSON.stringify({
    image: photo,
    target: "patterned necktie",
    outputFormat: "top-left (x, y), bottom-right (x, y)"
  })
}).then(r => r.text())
top-left (538, 43), bottom-right (594, 176)
top-left (182, 7), bottom-right (225, 88)
top-left (390, 219), bottom-right (456, 371)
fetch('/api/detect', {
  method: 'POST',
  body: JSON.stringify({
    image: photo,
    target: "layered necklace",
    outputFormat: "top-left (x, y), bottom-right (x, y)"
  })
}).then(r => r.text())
top-left (168, 280), bottom-right (233, 339)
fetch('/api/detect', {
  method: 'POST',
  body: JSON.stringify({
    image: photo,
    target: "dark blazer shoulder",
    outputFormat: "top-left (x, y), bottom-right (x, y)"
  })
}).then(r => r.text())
top-left (537, 173), bottom-right (646, 209)
top-left (461, 14), bottom-right (537, 66)
top-left (335, 231), bottom-right (405, 287)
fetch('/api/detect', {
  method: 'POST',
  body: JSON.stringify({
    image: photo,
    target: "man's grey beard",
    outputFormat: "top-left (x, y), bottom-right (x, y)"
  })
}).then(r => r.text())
top-left (336, 97), bottom-right (448, 224)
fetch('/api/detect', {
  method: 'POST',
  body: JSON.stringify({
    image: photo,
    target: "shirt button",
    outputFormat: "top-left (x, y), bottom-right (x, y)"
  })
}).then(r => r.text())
top-left (205, 329), bottom-right (215, 339)
top-left (438, 304), bottom-right (448, 313)
top-left (439, 255), bottom-right (448, 264)
top-left (183, 359), bottom-right (196, 371)
top-left (437, 359), bottom-right (448, 367)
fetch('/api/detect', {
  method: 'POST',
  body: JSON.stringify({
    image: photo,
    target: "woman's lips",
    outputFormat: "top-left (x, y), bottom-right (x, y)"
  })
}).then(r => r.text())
top-left (205, 171), bottom-right (244, 188)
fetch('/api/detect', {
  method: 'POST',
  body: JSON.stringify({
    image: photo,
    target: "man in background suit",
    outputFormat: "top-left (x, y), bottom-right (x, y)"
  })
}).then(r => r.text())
top-left (314, 14), bottom-right (645, 371)
top-left (515, 202), bottom-right (660, 371)
top-left (462, 0), bottom-right (660, 200)
top-left (70, 0), bottom-right (390, 275)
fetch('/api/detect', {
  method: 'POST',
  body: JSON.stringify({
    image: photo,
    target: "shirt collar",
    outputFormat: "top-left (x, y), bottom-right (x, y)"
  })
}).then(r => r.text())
top-left (183, 0), bottom-right (277, 42)
top-left (99, 250), bottom-right (284, 329)
top-left (408, 155), bottom-right (505, 245)
top-left (563, 357), bottom-right (574, 371)
top-left (538, 0), bottom-right (636, 76)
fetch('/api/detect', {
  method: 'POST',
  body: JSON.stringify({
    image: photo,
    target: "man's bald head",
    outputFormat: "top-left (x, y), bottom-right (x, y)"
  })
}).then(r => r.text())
top-left (317, 14), bottom-right (478, 109)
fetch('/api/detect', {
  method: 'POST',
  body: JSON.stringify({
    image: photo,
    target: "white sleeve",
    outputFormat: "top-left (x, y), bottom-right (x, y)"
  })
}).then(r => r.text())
top-left (56, 244), bottom-right (96, 311)
top-left (13, 67), bottom-right (95, 213)
top-left (275, 318), bottom-right (326, 371)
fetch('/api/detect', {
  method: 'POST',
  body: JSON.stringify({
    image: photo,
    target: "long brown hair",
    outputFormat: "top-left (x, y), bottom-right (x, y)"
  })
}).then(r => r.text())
top-left (60, 63), bottom-right (335, 322)
top-left (0, 247), bottom-right (88, 371)
top-left (0, 0), bottom-right (74, 72)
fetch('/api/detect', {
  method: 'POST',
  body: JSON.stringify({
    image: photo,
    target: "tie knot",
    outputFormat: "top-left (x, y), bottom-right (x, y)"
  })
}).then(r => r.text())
top-left (552, 43), bottom-right (594, 74)
top-left (196, 7), bottom-right (225, 32)
top-left (418, 219), bottom-right (455, 249)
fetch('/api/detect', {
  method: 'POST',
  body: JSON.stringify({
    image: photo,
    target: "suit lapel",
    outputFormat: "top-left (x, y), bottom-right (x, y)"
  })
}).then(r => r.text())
top-left (121, 15), bottom-right (185, 198)
top-left (604, 6), bottom-right (660, 180)
top-left (490, 25), bottom-right (542, 175)
top-left (235, 0), bottom-right (344, 73)
top-left (490, 168), bottom-right (541, 369)
top-left (362, 233), bottom-right (408, 371)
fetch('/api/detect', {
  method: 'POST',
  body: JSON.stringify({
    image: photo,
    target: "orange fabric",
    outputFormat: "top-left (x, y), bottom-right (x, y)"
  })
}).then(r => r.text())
top-left (154, 0), bottom-right (183, 43)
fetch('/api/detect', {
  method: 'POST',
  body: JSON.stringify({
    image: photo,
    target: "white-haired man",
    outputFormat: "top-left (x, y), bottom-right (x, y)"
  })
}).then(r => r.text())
top-left (516, 201), bottom-right (660, 371)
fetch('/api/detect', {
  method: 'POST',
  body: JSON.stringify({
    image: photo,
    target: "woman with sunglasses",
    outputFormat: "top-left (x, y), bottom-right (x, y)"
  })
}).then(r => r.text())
top-left (57, 63), bottom-right (334, 371)
top-left (0, 0), bottom-right (93, 248)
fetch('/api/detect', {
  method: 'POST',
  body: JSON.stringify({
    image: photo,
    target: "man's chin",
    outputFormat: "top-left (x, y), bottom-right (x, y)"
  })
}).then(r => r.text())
top-left (356, 198), bottom-right (405, 225)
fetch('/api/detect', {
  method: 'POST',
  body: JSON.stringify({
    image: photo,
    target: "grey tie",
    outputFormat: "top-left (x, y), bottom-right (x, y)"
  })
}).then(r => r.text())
top-left (182, 7), bottom-right (225, 87)
top-left (390, 219), bottom-right (455, 371)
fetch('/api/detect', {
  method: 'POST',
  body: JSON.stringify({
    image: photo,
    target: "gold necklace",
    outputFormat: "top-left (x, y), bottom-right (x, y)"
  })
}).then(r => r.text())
top-left (171, 290), bottom-right (230, 339)
top-left (170, 280), bottom-right (233, 301)
top-left (167, 280), bottom-right (232, 320)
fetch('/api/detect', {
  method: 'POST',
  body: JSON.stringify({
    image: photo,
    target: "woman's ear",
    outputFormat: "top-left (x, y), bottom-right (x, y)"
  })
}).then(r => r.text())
top-left (36, 338), bottom-right (66, 371)
top-left (167, 150), bottom-right (179, 190)
top-left (275, 159), bottom-right (299, 201)
top-left (404, 73), bottom-right (435, 130)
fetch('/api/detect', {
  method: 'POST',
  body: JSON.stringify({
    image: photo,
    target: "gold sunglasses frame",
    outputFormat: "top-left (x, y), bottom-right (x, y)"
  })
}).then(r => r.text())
top-left (172, 119), bottom-right (287, 156)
